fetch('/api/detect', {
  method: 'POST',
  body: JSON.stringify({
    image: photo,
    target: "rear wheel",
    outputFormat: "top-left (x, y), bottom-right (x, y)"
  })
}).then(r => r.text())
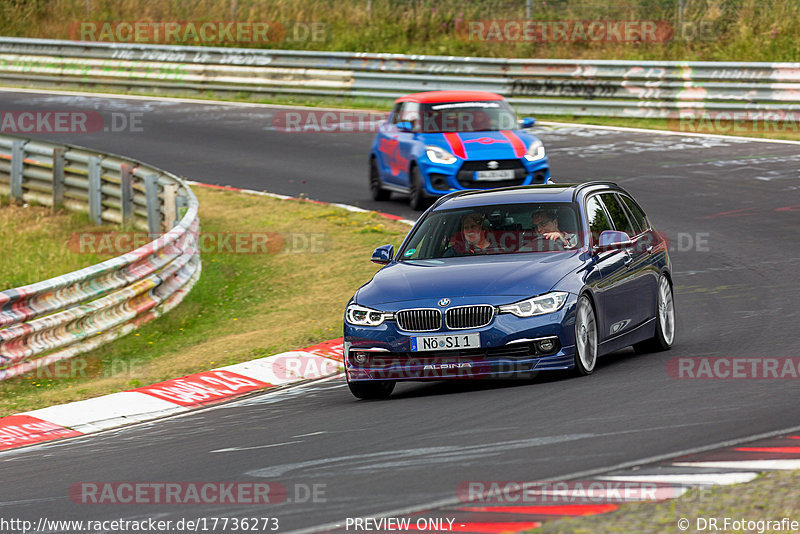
top-left (369, 158), bottom-right (390, 201)
top-left (409, 165), bottom-right (428, 211)
top-left (347, 377), bottom-right (395, 400)
top-left (634, 274), bottom-right (675, 353)
top-left (573, 295), bottom-right (598, 375)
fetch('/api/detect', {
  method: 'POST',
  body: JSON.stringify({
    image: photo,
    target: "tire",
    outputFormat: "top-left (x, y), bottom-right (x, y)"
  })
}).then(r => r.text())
top-left (347, 378), bottom-right (395, 400)
top-left (369, 158), bottom-right (390, 201)
top-left (633, 274), bottom-right (675, 353)
top-left (408, 165), bottom-right (428, 211)
top-left (573, 294), bottom-right (598, 375)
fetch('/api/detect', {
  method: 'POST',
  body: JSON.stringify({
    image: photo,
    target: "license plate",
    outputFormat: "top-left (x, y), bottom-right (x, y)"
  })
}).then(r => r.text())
top-left (474, 169), bottom-right (515, 181)
top-left (411, 333), bottom-right (481, 352)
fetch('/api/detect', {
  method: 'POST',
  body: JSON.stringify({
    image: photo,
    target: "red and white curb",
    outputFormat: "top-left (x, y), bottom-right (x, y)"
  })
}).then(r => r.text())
top-left (0, 338), bottom-right (344, 451)
top-left (341, 432), bottom-right (800, 533)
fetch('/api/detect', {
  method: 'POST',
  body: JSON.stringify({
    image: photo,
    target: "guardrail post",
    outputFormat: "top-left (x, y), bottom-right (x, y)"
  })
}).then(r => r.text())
top-left (88, 156), bottom-right (102, 225)
top-left (120, 163), bottom-right (134, 224)
top-left (52, 147), bottom-right (66, 212)
top-left (10, 140), bottom-right (25, 201)
top-left (145, 174), bottom-right (161, 237)
top-left (163, 183), bottom-right (178, 229)
top-left (176, 191), bottom-right (189, 221)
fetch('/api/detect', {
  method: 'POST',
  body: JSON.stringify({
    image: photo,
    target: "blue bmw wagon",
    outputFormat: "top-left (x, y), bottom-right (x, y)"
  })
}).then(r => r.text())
top-left (344, 182), bottom-right (675, 399)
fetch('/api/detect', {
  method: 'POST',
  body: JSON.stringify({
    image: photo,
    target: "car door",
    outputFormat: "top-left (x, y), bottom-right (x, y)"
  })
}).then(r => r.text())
top-left (598, 192), bottom-right (654, 331)
top-left (584, 194), bottom-right (637, 345)
top-left (616, 192), bottom-right (661, 325)
top-left (375, 103), bottom-right (403, 185)
top-left (376, 102), bottom-right (416, 187)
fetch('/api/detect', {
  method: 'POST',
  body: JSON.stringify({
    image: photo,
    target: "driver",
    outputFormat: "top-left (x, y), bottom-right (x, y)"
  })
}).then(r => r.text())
top-left (447, 212), bottom-right (500, 255)
top-left (531, 208), bottom-right (577, 249)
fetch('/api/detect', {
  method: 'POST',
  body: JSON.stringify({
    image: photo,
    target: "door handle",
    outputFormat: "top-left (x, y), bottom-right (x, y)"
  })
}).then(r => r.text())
top-left (623, 252), bottom-right (633, 266)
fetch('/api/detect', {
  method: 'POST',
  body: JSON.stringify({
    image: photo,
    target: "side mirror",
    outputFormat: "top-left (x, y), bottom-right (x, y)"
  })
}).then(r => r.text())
top-left (520, 117), bottom-right (536, 128)
top-left (396, 121), bottom-right (414, 133)
top-left (371, 244), bottom-right (395, 264)
top-left (594, 230), bottom-right (633, 254)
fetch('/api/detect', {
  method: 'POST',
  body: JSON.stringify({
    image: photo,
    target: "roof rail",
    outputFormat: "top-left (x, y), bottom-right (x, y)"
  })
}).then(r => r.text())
top-left (571, 181), bottom-right (621, 201)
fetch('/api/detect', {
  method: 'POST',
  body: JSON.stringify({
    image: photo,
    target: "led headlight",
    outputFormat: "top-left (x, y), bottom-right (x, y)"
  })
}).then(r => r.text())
top-left (425, 145), bottom-right (458, 164)
top-left (346, 304), bottom-right (392, 326)
top-left (523, 139), bottom-right (546, 162)
top-left (498, 292), bottom-right (568, 318)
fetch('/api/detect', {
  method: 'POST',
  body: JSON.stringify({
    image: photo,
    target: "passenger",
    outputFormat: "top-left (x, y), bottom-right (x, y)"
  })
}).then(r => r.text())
top-left (531, 208), bottom-right (578, 249)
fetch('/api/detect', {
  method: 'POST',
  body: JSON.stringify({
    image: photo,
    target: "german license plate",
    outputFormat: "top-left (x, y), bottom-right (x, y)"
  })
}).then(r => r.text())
top-left (475, 169), bottom-right (514, 181)
top-left (411, 333), bottom-right (480, 352)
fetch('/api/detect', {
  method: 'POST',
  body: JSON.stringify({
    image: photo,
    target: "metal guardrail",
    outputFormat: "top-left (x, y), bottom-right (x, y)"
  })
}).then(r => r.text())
top-left (0, 134), bottom-right (201, 380)
top-left (2, 37), bottom-right (800, 118)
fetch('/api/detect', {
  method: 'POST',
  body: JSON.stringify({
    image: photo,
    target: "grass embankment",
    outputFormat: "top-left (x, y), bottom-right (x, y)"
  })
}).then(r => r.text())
top-left (534, 469), bottom-right (800, 533)
top-left (2, 0), bottom-right (799, 61)
top-left (0, 187), bottom-right (408, 416)
top-left (0, 197), bottom-right (117, 289)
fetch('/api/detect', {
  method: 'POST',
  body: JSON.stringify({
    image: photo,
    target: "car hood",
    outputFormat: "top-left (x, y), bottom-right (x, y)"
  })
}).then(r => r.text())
top-left (422, 130), bottom-right (535, 160)
top-left (356, 252), bottom-right (584, 308)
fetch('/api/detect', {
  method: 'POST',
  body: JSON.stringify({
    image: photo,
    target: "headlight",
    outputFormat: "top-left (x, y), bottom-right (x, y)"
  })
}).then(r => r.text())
top-left (346, 304), bottom-right (393, 326)
top-left (425, 145), bottom-right (457, 164)
top-left (498, 292), bottom-right (568, 318)
top-left (524, 139), bottom-right (546, 162)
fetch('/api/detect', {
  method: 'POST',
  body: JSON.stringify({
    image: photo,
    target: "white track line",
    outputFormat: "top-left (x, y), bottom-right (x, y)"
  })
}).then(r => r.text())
top-left (674, 460), bottom-right (800, 471)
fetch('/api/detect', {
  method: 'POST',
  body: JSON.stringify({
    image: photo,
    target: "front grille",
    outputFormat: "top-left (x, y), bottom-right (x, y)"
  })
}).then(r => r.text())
top-left (457, 159), bottom-right (527, 188)
top-left (395, 309), bottom-right (441, 332)
top-left (445, 305), bottom-right (495, 329)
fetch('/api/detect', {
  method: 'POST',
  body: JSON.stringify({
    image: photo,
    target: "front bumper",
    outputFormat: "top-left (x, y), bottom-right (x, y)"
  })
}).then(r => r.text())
top-left (344, 302), bottom-right (576, 382)
top-left (421, 158), bottom-right (550, 196)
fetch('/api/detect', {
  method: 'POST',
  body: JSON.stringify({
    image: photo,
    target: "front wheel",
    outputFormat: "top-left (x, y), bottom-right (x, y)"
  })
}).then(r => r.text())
top-left (573, 295), bottom-right (598, 375)
top-left (408, 165), bottom-right (428, 211)
top-left (347, 378), bottom-right (395, 400)
top-left (634, 274), bottom-right (675, 353)
top-left (369, 158), bottom-right (390, 201)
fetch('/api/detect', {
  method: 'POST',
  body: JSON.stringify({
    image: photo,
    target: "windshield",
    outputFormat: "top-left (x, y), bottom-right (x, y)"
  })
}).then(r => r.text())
top-left (400, 202), bottom-right (583, 260)
top-left (405, 100), bottom-right (519, 133)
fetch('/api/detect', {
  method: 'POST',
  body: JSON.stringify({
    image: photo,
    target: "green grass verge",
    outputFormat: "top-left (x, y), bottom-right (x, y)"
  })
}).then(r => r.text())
top-left (534, 469), bottom-right (800, 533)
top-left (3, 0), bottom-right (800, 62)
top-left (0, 187), bottom-right (409, 415)
top-left (0, 197), bottom-right (118, 289)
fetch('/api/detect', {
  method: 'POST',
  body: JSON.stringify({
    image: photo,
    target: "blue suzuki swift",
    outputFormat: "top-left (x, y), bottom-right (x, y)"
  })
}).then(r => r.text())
top-left (369, 90), bottom-right (550, 210)
top-left (344, 182), bottom-right (676, 399)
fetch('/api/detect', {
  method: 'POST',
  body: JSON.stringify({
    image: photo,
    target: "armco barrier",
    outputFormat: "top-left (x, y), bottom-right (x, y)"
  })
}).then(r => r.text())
top-left (2, 37), bottom-right (800, 118)
top-left (0, 134), bottom-right (200, 380)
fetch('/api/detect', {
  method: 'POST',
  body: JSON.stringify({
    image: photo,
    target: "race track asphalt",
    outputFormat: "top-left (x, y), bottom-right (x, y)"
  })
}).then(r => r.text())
top-left (1, 91), bottom-right (799, 532)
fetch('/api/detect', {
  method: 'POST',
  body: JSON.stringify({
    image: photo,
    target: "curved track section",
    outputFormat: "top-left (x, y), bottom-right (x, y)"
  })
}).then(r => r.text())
top-left (0, 91), bottom-right (799, 532)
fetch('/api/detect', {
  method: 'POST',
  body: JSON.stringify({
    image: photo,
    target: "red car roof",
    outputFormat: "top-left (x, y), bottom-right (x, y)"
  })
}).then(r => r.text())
top-left (395, 90), bottom-right (505, 104)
